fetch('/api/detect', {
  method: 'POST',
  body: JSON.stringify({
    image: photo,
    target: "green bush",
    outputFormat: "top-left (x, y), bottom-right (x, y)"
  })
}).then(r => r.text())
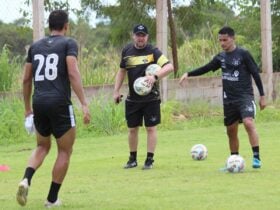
top-left (0, 45), bottom-right (23, 91)
top-left (0, 97), bottom-right (32, 145)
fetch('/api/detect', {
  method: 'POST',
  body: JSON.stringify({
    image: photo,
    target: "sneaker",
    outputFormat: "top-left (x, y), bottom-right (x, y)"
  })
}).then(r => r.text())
top-left (44, 199), bottom-right (62, 208)
top-left (252, 158), bottom-right (261, 168)
top-left (16, 178), bottom-right (29, 206)
top-left (142, 158), bottom-right (154, 170)
top-left (124, 156), bottom-right (137, 169)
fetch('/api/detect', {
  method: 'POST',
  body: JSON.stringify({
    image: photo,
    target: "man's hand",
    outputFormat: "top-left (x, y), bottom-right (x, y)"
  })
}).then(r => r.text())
top-left (179, 72), bottom-right (188, 87)
top-left (24, 113), bottom-right (35, 135)
top-left (82, 105), bottom-right (91, 124)
top-left (113, 91), bottom-right (123, 104)
top-left (259, 96), bottom-right (266, 110)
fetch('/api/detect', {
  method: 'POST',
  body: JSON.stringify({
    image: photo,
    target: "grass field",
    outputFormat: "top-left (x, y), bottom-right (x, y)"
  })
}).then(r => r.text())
top-left (1, 121), bottom-right (280, 210)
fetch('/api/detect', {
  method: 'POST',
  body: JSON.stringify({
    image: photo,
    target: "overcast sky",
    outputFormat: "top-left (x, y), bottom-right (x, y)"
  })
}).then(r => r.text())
top-left (0, 0), bottom-right (190, 26)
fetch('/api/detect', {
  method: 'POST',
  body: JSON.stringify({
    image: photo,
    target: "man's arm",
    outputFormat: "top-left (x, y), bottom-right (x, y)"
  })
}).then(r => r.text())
top-left (22, 63), bottom-right (33, 117)
top-left (179, 62), bottom-right (217, 86)
top-left (244, 51), bottom-right (265, 97)
top-left (113, 68), bottom-right (126, 104)
top-left (66, 55), bottom-right (90, 124)
top-left (243, 51), bottom-right (266, 110)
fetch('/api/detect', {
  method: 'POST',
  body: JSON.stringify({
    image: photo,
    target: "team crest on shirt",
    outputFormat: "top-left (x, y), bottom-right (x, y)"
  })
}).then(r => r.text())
top-left (142, 58), bottom-right (149, 63)
top-left (232, 58), bottom-right (241, 66)
top-left (233, 70), bottom-right (239, 77)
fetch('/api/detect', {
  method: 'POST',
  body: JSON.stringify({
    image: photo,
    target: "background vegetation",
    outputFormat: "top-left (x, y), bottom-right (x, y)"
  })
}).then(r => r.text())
top-left (0, 0), bottom-right (279, 91)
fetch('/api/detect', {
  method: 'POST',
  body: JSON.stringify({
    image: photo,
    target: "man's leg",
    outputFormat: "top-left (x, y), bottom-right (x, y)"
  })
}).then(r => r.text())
top-left (17, 134), bottom-right (51, 206)
top-left (146, 126), bottom-right (157, 154)
top-left (46, 127), bottom-right (75, 205)
top-left (142, 126), bottom-right (157, 170)
top-left (243, 117), bottom-right (261, 168)
top-left (124, 127), bottom-right (139, 169)
top-left (226, 121), bottom-right (239, 155)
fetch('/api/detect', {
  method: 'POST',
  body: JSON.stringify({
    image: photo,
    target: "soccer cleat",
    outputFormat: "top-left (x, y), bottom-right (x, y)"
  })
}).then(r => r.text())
top-left (44, 199), bottom-right (62, 208)
top-left (142, 157), bottom-right (154, 170)
top-left (252, 158), bottom-right (261, 168)
top-left (124, 156), bottom-right (137, 169)
top-left (16, 178), bottom-right (29, 206)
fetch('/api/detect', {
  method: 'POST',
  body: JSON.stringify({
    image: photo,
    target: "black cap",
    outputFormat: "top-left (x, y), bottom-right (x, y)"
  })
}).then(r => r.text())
top-left (133, 24), bottom-right (148, 35)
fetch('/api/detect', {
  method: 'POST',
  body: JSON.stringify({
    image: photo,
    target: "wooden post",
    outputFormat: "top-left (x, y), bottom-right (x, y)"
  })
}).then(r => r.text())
top-left (156, 0), bottom-right (168, 102)
top-left (32, 0), bottom-right (45, 42)
top-left (260, 0), bottom-right (273, 102)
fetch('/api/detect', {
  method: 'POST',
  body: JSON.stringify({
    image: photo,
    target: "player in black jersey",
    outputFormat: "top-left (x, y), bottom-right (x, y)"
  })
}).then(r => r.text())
top-left (114, 24), bottom-right (174, 169)
top-left (179, 26), bottom-right (266, 169)
top-left (17, 10), bottom-right (90, 207)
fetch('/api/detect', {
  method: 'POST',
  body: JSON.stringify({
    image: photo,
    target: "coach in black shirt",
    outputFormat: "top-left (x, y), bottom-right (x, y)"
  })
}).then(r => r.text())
top-left (113, 24), bottom-right (174, 170)
top-left (179, 26), bottom-right (266, 169)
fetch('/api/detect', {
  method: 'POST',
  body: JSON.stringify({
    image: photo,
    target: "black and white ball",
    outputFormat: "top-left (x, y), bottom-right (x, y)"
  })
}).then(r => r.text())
top-left (145, 64), bottom-right (161, 76)
top-left (190, 144), bottom-right (208, 160)
top-left (226, 155), bottom-right (245, 173)
top-left (133, 77), bottom-right (152, 96)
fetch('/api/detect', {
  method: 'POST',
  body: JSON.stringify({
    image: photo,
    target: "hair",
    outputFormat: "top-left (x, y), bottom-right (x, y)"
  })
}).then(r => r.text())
top-left (48, 10), bottom-right (69, 31)
top-left (218, 26), bottom-right (235, 37)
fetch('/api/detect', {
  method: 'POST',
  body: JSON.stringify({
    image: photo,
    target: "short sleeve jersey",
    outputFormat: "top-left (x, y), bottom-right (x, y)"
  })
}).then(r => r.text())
top-left (120, 43), bottom-right (170, 102)
top-left (26, 35), bottom-right (78, 105)
top-left (188, 47), bottom-right (264, 104)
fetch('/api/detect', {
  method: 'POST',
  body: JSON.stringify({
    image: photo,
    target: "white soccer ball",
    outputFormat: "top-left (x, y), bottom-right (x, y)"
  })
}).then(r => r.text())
top-left (226, 155), bottom-right (245, 173)
top-left (133, 77), bottom-right (152, 96)
top-left (190, 144), bottom-right (208, 160)
top-left (145, 64), bottom-right (161, 76)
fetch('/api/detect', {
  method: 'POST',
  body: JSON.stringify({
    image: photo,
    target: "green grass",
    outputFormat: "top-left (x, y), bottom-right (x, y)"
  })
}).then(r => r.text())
top-left (1, 121), bottom-right (280, 210)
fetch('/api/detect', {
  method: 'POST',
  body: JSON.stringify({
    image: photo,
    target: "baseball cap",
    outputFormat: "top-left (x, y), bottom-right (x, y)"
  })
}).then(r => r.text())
top-left (133, 24), bottom-right (148, 35)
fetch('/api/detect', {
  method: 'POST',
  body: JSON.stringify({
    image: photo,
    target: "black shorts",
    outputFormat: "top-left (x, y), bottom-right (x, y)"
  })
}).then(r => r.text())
top-left (223, 100), bottom-right (256, 126)
top-left (33, 103), bottom-right (76, 138)
top-left (125, 100), bottom-right (161, 128)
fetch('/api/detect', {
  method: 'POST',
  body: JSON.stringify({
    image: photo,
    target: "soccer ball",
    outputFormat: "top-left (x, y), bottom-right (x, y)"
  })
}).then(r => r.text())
top-left (190, 144), bottom-right (208, 160)
top-left (145, 64), bottom-right (161, 76)
top-left (226, 155), bottom-right (245, 173)
top-left (133, 77), bottom-right (152, 96)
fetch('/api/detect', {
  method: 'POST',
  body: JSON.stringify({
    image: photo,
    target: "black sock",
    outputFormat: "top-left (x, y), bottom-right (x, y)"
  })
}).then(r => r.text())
top-left (252, 146), bottom-right (260, 160)
top-left (23, 167), bottom-right (35, 186)
top-left (231, 152), bottom-right (239, 155)
top-left (147, 152), bottom-right (154, 159)
top-left (130, 151), bottom-right (137, 160)
top-left (47, 182), bottom-right (61, 203)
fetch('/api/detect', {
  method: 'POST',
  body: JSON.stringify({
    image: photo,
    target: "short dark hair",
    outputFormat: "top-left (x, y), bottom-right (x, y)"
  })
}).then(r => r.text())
top-left (48, 10), bottom-right (69, 31)
top-left (218, 26), bottom-right (235, 37)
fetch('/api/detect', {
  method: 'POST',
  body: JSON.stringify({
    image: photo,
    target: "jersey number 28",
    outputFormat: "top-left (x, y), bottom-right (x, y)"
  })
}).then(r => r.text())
top-left (34, 54), bottom-right (58, 81)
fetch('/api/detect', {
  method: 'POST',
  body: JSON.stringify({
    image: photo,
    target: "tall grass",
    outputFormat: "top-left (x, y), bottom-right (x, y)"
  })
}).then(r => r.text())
top-left (0, 45), bottom-right (23, 91)
top-left (0, 97), bottom-right (31, 145)
top-left (79, 46), bottom-right (121, 86)
top-left (1, 97), bottom-right (280, 145)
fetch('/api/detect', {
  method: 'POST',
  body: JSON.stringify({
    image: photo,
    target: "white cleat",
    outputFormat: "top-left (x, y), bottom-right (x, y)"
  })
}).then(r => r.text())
top-left (16, 178), bottom-right (29, 206)
top-left (44, 199), bottom-right (62, 208)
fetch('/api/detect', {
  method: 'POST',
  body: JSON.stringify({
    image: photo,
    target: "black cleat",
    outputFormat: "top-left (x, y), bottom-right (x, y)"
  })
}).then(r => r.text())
top-left (142, 158), bottom-right (154, 170)
top-left (124, 157), bottom-right (137, 169)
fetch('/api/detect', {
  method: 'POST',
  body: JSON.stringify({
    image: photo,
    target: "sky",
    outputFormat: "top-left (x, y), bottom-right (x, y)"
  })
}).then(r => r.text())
top-left (0, 0), bottom-right (190, 26)
top-left (0, 0), bottom-right (85, 25)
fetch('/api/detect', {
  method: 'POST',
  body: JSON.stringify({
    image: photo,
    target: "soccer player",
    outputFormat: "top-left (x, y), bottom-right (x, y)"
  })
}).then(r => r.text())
top-left (16, 10), bottom-right (90, 207)
top-left (113, 24), bottom-right (174, 170)
top-left (179, 26), bottom-right (266, 168)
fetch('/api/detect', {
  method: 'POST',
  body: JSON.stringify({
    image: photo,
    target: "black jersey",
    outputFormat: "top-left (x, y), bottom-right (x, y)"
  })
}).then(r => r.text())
top-left (26, 35), bottom-right (78, 105)
top-left (120, 43), bottom-right (170, 102)
top-left (188, 47), bottom-right (264, 104)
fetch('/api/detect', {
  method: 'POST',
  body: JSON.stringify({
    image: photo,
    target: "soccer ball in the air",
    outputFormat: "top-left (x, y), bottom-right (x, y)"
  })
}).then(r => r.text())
top-left (190, 144), bottom-right (208, 160)
top-left (145, 64), bottom-right (161, 76)
top-left (226, 155), bottom-right (245, 173)
top-left (133, 77), bottom-right (152, 96)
